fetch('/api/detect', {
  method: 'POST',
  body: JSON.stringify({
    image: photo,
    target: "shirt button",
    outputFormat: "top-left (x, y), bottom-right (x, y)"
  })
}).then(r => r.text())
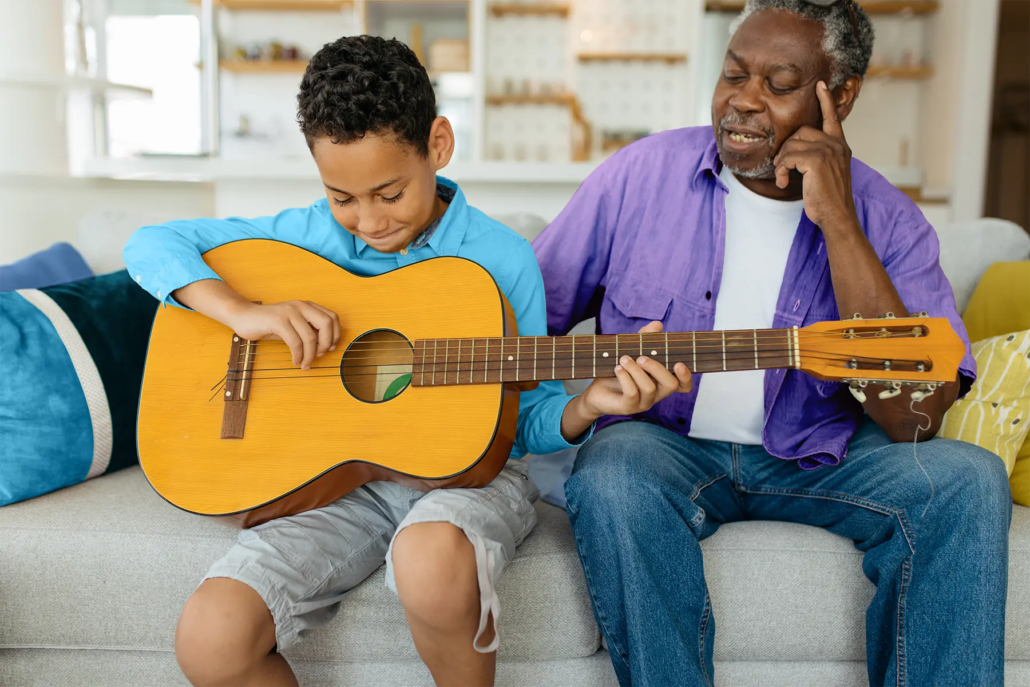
top-left (135, 274), bottom-right (141, 283)
top-left (676, 417), bottom-right (686, 426)
top-left (400, 248), bottom-right (409, 256)
top-left (156, 291), bottom-right (162, 299)
top-left (705, 291), bottom-right (712, 300)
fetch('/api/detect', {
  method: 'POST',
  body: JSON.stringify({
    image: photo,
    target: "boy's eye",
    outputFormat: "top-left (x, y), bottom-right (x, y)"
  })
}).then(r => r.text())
top-left (381, 191), bottom-right (404, 204)
top-left (332, 197), bottom-right (353, 207)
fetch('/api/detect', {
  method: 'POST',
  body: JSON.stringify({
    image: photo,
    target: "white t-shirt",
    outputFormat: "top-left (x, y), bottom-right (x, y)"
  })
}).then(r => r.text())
top-left (688, 166), bottom-right (805, 445)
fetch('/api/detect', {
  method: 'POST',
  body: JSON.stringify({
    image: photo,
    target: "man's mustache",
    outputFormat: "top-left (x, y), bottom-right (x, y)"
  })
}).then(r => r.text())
top-left (718, 114), bottom-right (775, 143)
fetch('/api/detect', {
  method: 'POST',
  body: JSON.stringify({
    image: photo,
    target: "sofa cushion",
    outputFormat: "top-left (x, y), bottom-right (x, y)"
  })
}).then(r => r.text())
top-left (939, 330), bottom-right (1030, 476)
top-left (0, 242), bottom-right (92, 292)
top-left (2, 467), bottom-right (1028, 664)
top-left (0, 272), bottom-right (157, 506)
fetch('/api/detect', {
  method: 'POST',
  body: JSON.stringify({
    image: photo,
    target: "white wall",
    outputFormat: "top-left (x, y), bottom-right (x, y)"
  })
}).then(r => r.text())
top-left (0, 175), bottom-right (214, 271)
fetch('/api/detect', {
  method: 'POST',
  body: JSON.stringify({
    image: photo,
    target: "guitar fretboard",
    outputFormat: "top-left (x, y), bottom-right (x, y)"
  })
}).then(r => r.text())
top-left (411, 330), bottom-right (798, 387)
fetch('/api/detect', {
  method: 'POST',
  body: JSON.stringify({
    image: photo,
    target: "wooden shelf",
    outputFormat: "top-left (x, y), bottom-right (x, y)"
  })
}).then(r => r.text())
top-left (218, 60), bottom-right (309, 72)
top-left (486, 93), bottom-right (575, 106)
top-left (706, 0), bottom-right (938, 14)
top-left (191, 0), bottom-right (351, 10)
top-left (490, 3), bottom-right (569, 17)
top-left (577, 52), bottom-right (687, 65)
top-left (866, 64), bottom-right (934, 79)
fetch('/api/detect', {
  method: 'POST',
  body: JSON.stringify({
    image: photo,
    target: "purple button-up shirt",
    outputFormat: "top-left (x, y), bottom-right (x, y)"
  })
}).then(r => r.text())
top-left (533, 126), bottom-right (976, 469)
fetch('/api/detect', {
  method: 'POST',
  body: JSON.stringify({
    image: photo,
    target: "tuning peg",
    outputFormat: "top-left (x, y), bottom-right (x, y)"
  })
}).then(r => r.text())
top-left (878, 381), bottom-right (902, 400)
top-left (883, 312), bottom-right (895, 319)
top-left (849, 385), bottom-right (867, 403)
top-left (852, 313), bottom-right (863, 320)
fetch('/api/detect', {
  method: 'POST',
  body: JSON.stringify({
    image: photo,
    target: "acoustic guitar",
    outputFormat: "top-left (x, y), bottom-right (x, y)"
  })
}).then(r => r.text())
top-left (137, 240), bottom-right (965, 527)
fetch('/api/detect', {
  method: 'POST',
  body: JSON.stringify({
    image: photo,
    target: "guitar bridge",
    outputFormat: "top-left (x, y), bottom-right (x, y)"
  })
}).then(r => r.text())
top-left (222, 334), bottom-right (256, 439)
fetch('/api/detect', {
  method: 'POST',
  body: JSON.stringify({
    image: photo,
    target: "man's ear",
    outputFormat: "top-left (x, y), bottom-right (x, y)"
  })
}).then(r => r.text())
top-left (427, 116), bottom-right (455, 171)
top-left (834, 75), bottom-right (863, 123)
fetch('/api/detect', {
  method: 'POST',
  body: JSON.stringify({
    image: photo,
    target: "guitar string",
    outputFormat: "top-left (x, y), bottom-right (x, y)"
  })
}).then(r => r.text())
top-left (231, 332), bottom-right (926, 364)
top-left (219, 352), bottom-right (937, 384)
top-left (226, 348), bottom-right (928, 374)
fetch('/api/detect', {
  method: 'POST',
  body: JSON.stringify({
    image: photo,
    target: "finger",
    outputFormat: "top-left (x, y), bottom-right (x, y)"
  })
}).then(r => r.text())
top-left (674, 363), bottom-right (694, 393)
top-left (308, 302), bottom-right (342, 350)
top-left (773, 139), bottom-right (822, 166)
top-left (785, 125), bottom-right (831, 144)
top-left (774, 151), bottom-right (816, 189)
top-left (299, 303), bottom-right (334, 357)
top-left (817, 81), bottom-right (843, 137)
top-left (289, 313), bottom-right (318, 369)
top-left (637, 320), bottom-right (663, 334)
top-left (638, 357), bottom-right (679, 400)
top-left (621, 356), bottom-right (657, 405)
top-left (613, 364), bottom-right (638, 403)
top-left (274, 319), bottom-right (305, 367)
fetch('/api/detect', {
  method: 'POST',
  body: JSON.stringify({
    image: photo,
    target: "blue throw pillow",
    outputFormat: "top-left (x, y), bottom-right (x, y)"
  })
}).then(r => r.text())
top-left (0, 242), bottom-right (93, 292)
top-left (0, 271), bottom-right (157, 506)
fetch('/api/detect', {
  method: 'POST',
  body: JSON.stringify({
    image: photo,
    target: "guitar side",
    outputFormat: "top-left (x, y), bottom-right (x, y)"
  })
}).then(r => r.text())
top-left (137, 240), bottom-right (519, 525)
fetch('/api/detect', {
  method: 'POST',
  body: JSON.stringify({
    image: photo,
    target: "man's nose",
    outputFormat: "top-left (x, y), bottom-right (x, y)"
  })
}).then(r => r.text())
top-left (727, 76), bottom-right (764, 114)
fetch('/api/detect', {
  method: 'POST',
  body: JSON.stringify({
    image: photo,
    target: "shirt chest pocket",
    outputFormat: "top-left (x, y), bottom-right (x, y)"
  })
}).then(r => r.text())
top-left (601, 275), bottom-right (674, 332)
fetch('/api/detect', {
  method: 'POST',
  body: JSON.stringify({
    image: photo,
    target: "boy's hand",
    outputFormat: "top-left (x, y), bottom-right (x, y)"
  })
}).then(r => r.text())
top-left (560, 321), bottom-right (692, 441)
top-left (226, 301), bottom-right (341, 370)
top-left (172, 279), bottom-right (341, 370)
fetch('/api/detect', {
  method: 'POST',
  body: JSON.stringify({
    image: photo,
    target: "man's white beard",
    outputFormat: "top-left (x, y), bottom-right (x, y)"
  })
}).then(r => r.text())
top-left (723, 157), bottom-right (776, 180)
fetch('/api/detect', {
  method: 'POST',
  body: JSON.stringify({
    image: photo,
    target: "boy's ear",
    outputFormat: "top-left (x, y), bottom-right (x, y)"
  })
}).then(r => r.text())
top-left (427, 116), bottom-right (455, 171)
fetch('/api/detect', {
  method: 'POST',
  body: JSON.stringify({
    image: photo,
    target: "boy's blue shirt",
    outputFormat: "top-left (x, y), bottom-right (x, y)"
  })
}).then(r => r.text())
top-left (123, 176), bottom-right (588, 458)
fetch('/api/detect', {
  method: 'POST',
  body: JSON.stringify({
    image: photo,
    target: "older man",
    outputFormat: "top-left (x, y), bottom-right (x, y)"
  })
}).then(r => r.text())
top-left (532, 1), bottom-right (1011, 685)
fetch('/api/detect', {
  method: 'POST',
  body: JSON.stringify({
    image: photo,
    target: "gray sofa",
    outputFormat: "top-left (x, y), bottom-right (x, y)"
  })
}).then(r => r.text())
top-left (2, 216), bottom-right (1029, 686)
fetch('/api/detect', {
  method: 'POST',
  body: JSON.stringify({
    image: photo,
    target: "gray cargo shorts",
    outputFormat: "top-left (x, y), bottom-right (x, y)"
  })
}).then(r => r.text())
top-left (203, 459), bottom-right (539, 653)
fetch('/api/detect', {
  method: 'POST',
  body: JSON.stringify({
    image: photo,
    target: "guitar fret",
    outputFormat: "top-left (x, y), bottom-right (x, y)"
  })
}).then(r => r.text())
top-left (793, 326), bottom-right (801, 369)
top-left (534, 337), bottom-right (538, 381)
top-left (593, 336), bottom-right (596, 378)
top-left (516, 338), bottom-right (520, 382)
top-left (500, 338), bottom-right (505, 383)
top-left (639, 333), bottom-right (643, 357)
top-left (552, 337), bottom-right (556, 380)
top-left (721, 331), bottom-right (726, 371)
top-left (572, 336), bottom-right (575, 379)
top-left (692, 332), bottom-right (696, 372)
top-left (665, 332), bottom-right (669, 369)
top-left (753, 329), bottom-right (758, 369)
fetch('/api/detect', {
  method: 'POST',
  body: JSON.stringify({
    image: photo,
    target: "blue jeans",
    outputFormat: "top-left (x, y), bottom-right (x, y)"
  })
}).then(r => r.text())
top-left (564, 420), bottom-right (1012, 687)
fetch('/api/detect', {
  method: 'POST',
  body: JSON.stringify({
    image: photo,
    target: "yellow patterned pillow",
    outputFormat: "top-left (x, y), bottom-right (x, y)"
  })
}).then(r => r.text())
top-left (938, 330), bottom-right (1030, 476)
top-left (1011, 438), bottom-right (1030, 507)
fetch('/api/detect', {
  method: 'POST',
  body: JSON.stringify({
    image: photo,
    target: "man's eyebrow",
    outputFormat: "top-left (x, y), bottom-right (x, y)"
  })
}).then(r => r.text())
top-left (726, 50), bottom-right (803, 76)
top-left (324, 178), bottom-right (402, 196)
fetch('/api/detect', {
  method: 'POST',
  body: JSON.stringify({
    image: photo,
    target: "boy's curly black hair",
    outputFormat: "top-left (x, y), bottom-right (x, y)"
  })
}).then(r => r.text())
top-left (297, 35), bottom-right (436, 156)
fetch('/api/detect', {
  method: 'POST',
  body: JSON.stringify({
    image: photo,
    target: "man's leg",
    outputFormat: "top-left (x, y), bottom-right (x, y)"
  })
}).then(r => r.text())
top-left (740, 419), bottom-right (1011, 686)
top-left (564, 422), bottom-right (744, 687)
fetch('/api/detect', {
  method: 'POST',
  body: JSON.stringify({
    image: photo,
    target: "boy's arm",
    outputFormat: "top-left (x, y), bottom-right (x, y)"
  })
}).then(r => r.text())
top-left (123, 206), bottom-right (340, 368)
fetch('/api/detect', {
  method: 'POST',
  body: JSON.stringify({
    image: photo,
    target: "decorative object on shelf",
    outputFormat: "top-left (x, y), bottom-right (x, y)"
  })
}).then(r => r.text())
top-left (601, 129), bottom-right (651, 153)
top-left (489, 3), bottom-right (570, 18)
top-left (577, 52), bottom-right (688, 64)
top-left (486, 93), bottom-right (592, 162)
top-left (429, 39), bottom-right (469, 73)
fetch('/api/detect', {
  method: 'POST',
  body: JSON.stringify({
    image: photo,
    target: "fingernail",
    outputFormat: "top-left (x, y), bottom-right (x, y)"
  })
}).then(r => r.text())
top-left (637, 357), bottom-right (647, 365)
top-left (621, 356), bottom-right (631, 365)
top-left (615, 365), bottom-right (623, 372)
top-left (329, 346), bottom-right (335, 352)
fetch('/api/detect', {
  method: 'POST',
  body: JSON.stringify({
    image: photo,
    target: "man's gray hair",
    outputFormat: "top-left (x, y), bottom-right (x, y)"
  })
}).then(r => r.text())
top-left (730, 0), bottom-right (875, 89)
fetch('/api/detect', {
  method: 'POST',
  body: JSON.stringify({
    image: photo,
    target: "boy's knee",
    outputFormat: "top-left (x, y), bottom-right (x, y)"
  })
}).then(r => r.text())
top-left (175, 578), bottom-right (275, 686)
top-left (392, 522), bottom-right (479, 629)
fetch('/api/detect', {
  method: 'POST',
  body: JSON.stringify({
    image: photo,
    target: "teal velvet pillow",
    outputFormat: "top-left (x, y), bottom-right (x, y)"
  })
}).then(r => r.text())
top-left (0, 271), bottom-right (157, 506)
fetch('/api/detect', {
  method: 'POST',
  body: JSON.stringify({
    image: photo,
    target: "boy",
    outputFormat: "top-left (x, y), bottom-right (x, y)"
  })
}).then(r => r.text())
top-left (124, 36), bottom-right (691, 687)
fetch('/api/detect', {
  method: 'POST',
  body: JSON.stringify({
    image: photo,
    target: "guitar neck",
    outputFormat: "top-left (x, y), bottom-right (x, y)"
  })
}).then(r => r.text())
top-left (410, 329), bottom-right (799, 387)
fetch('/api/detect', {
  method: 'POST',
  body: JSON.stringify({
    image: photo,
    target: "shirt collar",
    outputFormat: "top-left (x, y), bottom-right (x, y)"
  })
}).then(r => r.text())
top-left (353, 176), bottom-right (468, 258)
top-left (694, 129), bottom-right (723, 190)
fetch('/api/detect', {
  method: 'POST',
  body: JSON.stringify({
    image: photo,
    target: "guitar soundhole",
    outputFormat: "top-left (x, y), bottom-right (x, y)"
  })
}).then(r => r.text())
top-left (340, 329), bottom-right (414, 404)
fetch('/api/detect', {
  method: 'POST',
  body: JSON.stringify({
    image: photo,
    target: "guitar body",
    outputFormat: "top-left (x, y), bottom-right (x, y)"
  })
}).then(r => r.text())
top-left (138, 240), bottom-right (520, 527)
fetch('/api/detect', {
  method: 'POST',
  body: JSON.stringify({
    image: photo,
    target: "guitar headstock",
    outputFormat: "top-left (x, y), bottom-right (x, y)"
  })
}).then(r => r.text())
top-left (798, 313), bottom-right (965, 400)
